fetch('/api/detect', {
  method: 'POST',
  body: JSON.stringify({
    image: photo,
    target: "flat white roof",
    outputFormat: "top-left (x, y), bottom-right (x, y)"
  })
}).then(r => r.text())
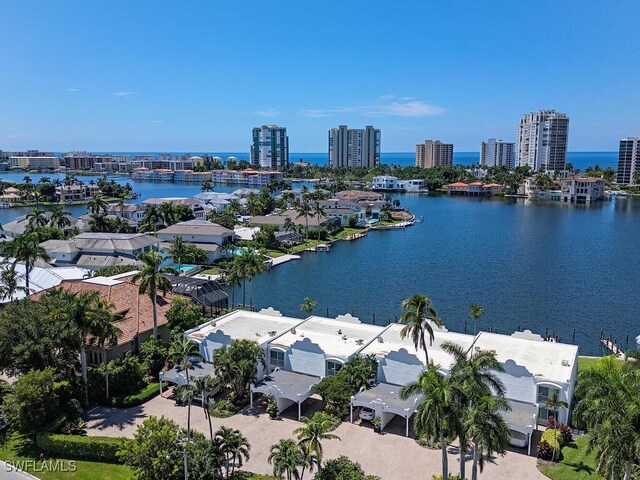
top-left (360, 323), bottom-right (476, 372)
top-left (186, 308), bottom-right (304, 346)
top-left (271, 314), bottom-right (383, 359)
top-left (472, 331), bottom-right (578, 385)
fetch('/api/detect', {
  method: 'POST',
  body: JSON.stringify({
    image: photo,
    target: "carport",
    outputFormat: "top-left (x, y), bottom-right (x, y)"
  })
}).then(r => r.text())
top-left (350, 383), bottom-right (422, 437)
top-left (503, 400), bottom-right (538, 456)
top-left (159, 361), bottom-right (216, 394)
top-left (250, 368), bottom-right (320, 420)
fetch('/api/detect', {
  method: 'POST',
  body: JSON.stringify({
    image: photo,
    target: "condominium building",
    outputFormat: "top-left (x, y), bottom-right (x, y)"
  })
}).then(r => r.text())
top-left (63, 152), bottom-right (112, 170)
top-left (8, 156), bottom-right (60, 170)
top-left (251, 125), bottom-right (289, 169)
top-left (328, 125), bottom-right (381, 168)
top-left (480, 139), bottom-right (514, 168)
top-left (415, 140), bottom-right (453, 168)
top-left (516, 110), bottom-right (569, 172)
top-left (617, 137), bottom-right (639, 185)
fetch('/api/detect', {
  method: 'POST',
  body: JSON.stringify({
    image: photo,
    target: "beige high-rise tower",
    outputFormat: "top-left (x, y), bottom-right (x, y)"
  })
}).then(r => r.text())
top-left (416, 140), bottom-right (453, 168)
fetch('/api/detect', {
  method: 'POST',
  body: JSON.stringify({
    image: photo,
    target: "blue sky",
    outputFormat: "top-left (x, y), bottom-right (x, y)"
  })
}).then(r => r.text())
top-left (1, 1), bottom-right (639, 152)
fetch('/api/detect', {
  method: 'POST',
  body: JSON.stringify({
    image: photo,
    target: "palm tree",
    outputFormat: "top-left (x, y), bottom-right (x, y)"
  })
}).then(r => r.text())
top-left (168, 236), bottom-right (188, 275)
top-left (1, 233), bottom-right (50, 291)
top-left (544, 390), bottom-right (568, 423)
top-left (399, 294), bottom-right (443, 364)
top-left (192, 375), bottom-right (218, 439)
top-left (299, 297), bottom-right (317, 314)
top-left (140, 204), bottom-right (161, 233)
top-left (400, 364), bottom-right (464, 480)
top-left (225, 265), bottom-right (242, 308)
top-left (201, 180), bottom-right (213, 193)
top-left (26, 207), bottom-right (47, 229)
top-left (469, 304), bottom-right (484, 336)
top-left (166, 337), bottom-right (202, 384)
top-left (133, 251), bottom-right (173, 337)
top-left (312, 202), bottom-right (326, 241)
top-left (49, 205), bottom-right (71, 229)
top-left (294, 413), bottom-right (340, 474)
top-left (216, 426), bottom-right (250, 479)
top-left (466, 395), bottom-right (511, 480)
top-left (176, 382), bottom-right (198, 440)
top-left (442, 341), bottom-right (506, 479)
top-left (87, 297), bottom-right (121, 400)
top-left (227, 199), bottom-right (242, 216)
top-left (573, 356), bottom-right (640, 480)
top-left (295, 200), bottom-right (312, 240)
top-left (242, 250), bottom-right (266, 310)
top-left (0, 263), bottom-right (30, 301)
top-left (159, 202), bottom-right (176, 227)
top-left (283, 217), bottom-right (296, 233)
top-left (87, 194), bottom-right (108, 215)
top-left (268, 438), bottom-right (306, 480)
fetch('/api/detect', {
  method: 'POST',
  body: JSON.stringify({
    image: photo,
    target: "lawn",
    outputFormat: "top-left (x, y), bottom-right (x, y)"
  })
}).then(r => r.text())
top-left (578, 355), bottom-right (623, 372)
top-left (201, 265), bottom-right (223, 275)
top-left (0, 433), bottom-right (132, 480)
top-left (265, 250), bottom-right (285, 258)
top-left (289, 239), bottom-right (325, 253)
top-left (332, 227), bottom-right (367, 239)
top-left (538, 434), bottom-right (602, 480)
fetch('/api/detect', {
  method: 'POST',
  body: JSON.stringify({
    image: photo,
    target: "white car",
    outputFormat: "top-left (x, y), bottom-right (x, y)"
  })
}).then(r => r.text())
top-left (359, 407), bottom-right (375, 421)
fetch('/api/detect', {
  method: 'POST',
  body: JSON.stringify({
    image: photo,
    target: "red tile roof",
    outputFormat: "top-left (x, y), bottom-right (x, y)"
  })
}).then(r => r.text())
top-left (30, 274), bottom-right (179, 348)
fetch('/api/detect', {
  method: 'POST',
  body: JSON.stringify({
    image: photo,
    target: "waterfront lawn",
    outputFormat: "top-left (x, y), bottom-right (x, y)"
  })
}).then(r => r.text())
top-left (0, 433), bottom-right (132, 480)
top-left (265, 250), bottom-right (285, 258)
top-left (201, 266), bottom-right (223, 275)
top-left (289, 239), bottom-right (325, 253)
top-left (578, 355), bottom-right (623, 372)
top-left (538, 434), bottom-right (602, 480)
top-left (332, 227), bottom-right (366, 239)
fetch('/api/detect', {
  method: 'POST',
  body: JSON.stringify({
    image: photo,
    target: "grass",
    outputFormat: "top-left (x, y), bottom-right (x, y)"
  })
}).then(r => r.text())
top-left (289, 239), bottom-right (325, 253)
top-left (201, 266), bottom-right (223, 275)
top-left (578, 355), bottom-right (623, 372)
top-left (332, 227), bottom-right (366, 239)
top-left (0, 433), bottom-right (132, 480)
top-left (265, 250), bottom-right (285, 258)
top-left (538, 434), bottom-right (602, 480)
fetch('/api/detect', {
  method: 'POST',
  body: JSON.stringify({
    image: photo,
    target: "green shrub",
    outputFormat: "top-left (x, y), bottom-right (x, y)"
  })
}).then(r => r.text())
top-left (88, 353), bottom-right (146, 402)
top-left (140, 335), bottom-right (170, 378)
top-left (209, 398), bottom-right (239, 418)
top-left (547, 418), bottom-right (573, 446)
top-left (36, 432), bottom-right (125, 463)
top-left (110, 383), bottom-right (161, 408)
top-left (538, 429), bottom-right (562, 461)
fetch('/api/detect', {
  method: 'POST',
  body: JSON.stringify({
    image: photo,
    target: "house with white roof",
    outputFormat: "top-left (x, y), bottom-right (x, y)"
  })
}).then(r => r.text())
top-left (156, 220), bottom-right (234, 263)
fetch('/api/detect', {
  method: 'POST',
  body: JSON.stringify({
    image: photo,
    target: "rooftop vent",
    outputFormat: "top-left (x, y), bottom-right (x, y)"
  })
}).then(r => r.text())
top-left (355, 339), bottom-right (364, 346)
top-left (342, 335), bottom-right (348, 341)
top-left (291, 328), bottom-right (296, 334)
top-left (268, 330), bottom-right (277, 337)
top-left (338, 329), bottom-right (342, 335)
top-left (377, 337), bottom-right (384, 343)
top-left (561, 359), bottom-right (570, 367)
top-left (211, 321), bottom-right (217, 327)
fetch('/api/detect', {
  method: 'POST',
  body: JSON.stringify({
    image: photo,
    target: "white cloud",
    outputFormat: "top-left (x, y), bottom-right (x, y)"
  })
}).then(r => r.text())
top-left (298, 97), bottom-right (444, 118)
top-left (67, 88), bottom-right (80, 92)
top-left (113, 91), bottom-right (138, 97)
top-left (254, 108), bottom-right (284, 118)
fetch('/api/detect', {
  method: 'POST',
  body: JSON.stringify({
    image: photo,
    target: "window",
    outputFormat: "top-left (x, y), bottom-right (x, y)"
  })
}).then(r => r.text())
top-left (270, 350), bottom-right (285, 369)
top-left (327, 360), bottom-right (343, 377)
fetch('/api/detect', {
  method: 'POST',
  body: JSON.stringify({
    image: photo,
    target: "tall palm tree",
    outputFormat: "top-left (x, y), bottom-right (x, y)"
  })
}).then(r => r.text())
top-left (465, 395), bottom-right (511, 480)
top-left (168, 236), bottom-right (188, 275)
top-left (227, 199), bottom-right (242, 216)
top-left (268, 438), bottom-right (306, 480)
top-left (166, 337), bottom-right (202, 384)
top-left (201, 180), bottom-right (213, 193)
top-left (294, 414), bottom-right (340, 476)
top-left (242, 250), bottom-right (266, 310)
top-left (87, 194), bottom-right (108, 215)
top-left (442, 341), bottom-right (506, 479)
top-left (295, 200), bottom-right (312, 240)
top-left (469, 304), bottom-right (484, 336)
top-left (87, 297), bottom-right (121, 400)
top-left (159, 202), bottom-right (176, 227)
top-left (400, 364), bottom-right (464, 480)
top-left (176, 382), bottom-right (198, 440)
top-left (399, 294), bottom-right (443, 364)
top-left (49, 205), bottom-right (71, 230)
top-left (133, 251), bottom-right (172, 337)
top-left (283, 217), bottom-right (296, 233)
top-left (192, 375), bottom-right (218, 439)
top-left (312, 202), bottom-right (326, 241)
top-left (0, 263), bottom-right (30, 301)
top-left (544, 390), bottom-right (568, 423)
top-left (26, 207), bottom-right (47, 229)
top-left (216, 426), bottom-right (250, 479)
top-left (140, 204), bottom-right (161, 233)
top-left (574, 356), bottom-right (640, 480)
top-left (1, 233), bottom-right (49, 291)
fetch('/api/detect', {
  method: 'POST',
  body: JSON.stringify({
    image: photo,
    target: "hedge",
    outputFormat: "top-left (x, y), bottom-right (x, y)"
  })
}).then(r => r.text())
top-left (36, 432), bottom-right (125, 463)
top-left (109, 382), bottom-right (161, 408)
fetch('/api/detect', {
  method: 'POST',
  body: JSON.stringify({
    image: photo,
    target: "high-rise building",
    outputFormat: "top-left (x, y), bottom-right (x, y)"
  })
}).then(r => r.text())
top-left (328, 125), bottom-right (381, 168)
top-left (251, 125), bottom-right (289, 169)
top-left (516, 109), bottom-right (569, 172)
top-left (617, 137), bottom-right (639, 185)
top-left (415, 140), bottom-right (453, 168)
top-left (480, 139), bottom-right (514, 168)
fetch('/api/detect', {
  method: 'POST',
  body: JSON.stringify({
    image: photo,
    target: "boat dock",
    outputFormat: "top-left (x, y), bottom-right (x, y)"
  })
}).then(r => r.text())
top-left (600, 337), bottom-right (626, 359)
top-left (343, 232), bottom-right (368, 241)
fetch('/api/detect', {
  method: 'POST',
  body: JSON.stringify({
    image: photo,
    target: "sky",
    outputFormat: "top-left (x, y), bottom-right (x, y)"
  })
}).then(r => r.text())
top-left (1, 1), bottom-right (639, 153)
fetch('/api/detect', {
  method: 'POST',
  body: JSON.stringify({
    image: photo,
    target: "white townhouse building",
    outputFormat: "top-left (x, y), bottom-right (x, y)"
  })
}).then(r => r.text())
top-left (156, 220), bottom-right (234, 263)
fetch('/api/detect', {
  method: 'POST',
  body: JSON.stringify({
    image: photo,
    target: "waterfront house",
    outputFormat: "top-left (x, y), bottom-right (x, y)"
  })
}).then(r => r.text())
top-left (40, 232), bottom-right (160, 269)
top-left (55, 184), bottom-right (100, 202)
top-left (156, 220), bottom-right (234, 263)
top-left (250, 209), bottom-right (341, 233)
top-left (30, 271), bottom-right (177, 363)
top-left (560, 176), bottom-right (605, 203)
top-left (318, 199), bottom-right (366, 226)
top-left (373, 176), bottom-right (399, 191)
top-left (2, 212), bottom-right (89, 239)
top-left (445, 182), bottom-right (504, 196)
top-left (105, 203), bottom-right (146, 226)
top-left (397, 179), bottom-right (426, 192)
top-left (193, 192), bottom-right (242, 213)
top-left (143, 197), bottom-right (207, 219)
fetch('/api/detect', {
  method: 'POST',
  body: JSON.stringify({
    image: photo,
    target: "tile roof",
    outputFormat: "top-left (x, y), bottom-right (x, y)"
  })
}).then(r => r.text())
top-left (30, 273), bottom-right (179, 347)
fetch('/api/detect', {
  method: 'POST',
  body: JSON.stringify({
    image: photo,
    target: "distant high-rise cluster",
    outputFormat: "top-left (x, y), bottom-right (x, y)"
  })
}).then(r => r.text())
top-left (617, 137), bottom-right (639, 185)
top-left (251, 125), bottom-right (289, 169)
top-left (415, 140), bottom-right (453, 168)
top-left (516, 110), bottom-right (569, 172)
top-left (480, 139), bottom-right (514, 168)
top-left (328, 125), bottom-right (381, 168)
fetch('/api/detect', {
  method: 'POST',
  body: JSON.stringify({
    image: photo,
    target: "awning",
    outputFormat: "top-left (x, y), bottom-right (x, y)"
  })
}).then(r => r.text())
top-left (502, 399), bottom-right (537, 456)
top-left (351, 382), bottom-right (421, 417)
top-left (159, 361), bottom-right (216, 386)
top-left (250, 369), bottom-right (320, 420)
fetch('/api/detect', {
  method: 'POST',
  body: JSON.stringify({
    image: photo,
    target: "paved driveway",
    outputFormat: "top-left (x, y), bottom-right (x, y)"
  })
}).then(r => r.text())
top-left (85, 395), bottom-right (549, 480)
